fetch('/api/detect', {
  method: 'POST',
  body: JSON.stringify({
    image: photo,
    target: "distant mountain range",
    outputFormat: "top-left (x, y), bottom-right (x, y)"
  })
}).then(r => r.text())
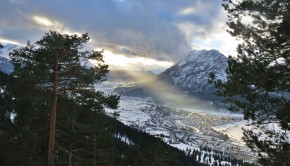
top-left (0, 44), bottom-right (16, 74)
top-left (0, 44), bottom-right (17, 58)
top-left (0, 56), bottom-right (13, 74)
top-left (1, 46), bottom-right (229, 99)
top-left (159, 49), bottom-right (228, 94)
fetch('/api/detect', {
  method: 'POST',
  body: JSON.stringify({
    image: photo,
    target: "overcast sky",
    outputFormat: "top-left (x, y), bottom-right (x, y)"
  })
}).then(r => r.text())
top-left (0, 0), bottom-right (239, 73)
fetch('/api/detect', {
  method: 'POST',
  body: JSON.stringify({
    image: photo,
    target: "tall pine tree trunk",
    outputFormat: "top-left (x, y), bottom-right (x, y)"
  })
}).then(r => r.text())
top-left (47, 57), bottom-right (59, 166)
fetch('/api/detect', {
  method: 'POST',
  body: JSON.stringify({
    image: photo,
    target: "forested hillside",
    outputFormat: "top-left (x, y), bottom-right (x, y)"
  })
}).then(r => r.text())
top-left (0, 33), bottom-right (208, 166)
top-left (0, 88), bottom-right (207, 166)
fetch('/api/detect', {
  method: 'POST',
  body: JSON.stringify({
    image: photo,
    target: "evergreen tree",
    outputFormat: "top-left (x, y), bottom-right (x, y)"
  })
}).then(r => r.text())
top-left (0, 61), bottom-right (49, 165)
top-left (210, 0), bottom-right (290, 165)
top-left (1, 37), bottom-right (209, 166)
top-left (8, 31), bottom-right (119, 165)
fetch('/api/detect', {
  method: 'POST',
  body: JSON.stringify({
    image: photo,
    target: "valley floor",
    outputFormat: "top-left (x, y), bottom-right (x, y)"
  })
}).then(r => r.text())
top-left (105, 95), bottom-right (256, 163)
top-left (95, 81), bottom-right (256, 165)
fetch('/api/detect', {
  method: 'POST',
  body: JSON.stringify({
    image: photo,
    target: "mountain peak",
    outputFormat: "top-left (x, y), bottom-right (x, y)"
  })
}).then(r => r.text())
top-left (159, 49), bottom-right (227, 94)
top-left (177, 49), bottom-right (226, 67)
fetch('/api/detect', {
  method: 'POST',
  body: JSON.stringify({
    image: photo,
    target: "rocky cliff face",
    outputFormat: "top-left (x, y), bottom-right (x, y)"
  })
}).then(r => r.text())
top-left (159, 49), bottom-right (227, 94)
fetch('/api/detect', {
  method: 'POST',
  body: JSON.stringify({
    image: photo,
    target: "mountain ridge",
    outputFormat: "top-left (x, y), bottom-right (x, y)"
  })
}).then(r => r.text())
top-left (159, 49), bottom-right (228, 94)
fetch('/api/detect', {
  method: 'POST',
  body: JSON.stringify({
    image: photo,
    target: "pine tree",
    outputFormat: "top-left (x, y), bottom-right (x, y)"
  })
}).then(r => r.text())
top-left (9, 31), bottom-right (119, 166)
top-left (2, 37), bottom-right (210, 165)
top-left (209, 0), bottom-right (290, 165)
top-left (0, 63), bottom-right (49, 165)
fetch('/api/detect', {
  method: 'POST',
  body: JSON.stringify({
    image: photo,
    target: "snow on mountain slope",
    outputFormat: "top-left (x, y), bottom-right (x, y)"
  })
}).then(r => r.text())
top-left (159, 49), bottom-right (227, 93)
top-left (0, 56), bottom-right (13, 74)
top-left (0, 44), bottom-right (17, 58)
top-left (0, 44), bottom-right (17, 74)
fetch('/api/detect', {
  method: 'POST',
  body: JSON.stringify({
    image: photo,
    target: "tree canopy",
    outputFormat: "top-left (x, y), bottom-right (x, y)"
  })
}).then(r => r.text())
top-left (2, 31), bottom-right (120, 165)
top-left (210, 0), bottom-right (290, 165)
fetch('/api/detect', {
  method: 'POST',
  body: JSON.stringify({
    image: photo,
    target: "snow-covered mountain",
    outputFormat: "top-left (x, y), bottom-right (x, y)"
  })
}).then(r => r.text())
top-left (0, 56), bottom-right (13, 74)
top-left (159, 49), bottom-right (227, 94)
top-left (0, 44), bottom-right (17, 58)
top-left (0, 44), bottom-right (16, 74)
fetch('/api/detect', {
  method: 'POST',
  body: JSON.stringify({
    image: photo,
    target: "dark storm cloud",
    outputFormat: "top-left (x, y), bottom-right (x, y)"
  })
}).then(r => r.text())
top-left (0, 0), bottom-right (226, 61)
